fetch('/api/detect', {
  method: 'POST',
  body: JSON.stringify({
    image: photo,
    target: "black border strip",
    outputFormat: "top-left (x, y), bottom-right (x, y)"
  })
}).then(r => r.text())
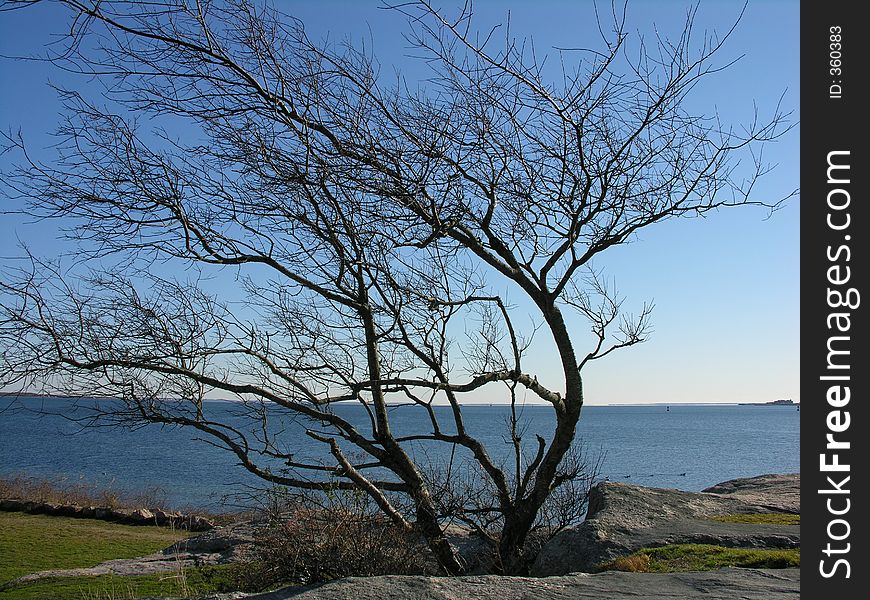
top-left (801, 2), bottom-right (868, 596)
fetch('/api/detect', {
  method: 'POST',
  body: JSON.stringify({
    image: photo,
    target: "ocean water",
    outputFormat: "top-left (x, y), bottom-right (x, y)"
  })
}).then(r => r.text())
top-left (0, 398), bottom-right (799, 511)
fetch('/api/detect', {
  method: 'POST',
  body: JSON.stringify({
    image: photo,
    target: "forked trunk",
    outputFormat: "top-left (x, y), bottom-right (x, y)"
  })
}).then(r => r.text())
top-left (495, 302), bottom-right (585, 575)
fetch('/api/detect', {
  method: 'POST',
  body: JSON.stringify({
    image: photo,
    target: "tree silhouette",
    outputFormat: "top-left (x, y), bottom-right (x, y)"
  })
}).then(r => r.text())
top-left (0, 0), bottom-right (794, 574)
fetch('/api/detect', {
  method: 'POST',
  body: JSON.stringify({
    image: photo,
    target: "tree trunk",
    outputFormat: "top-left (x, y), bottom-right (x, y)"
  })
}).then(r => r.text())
top-left (497, 508), bottom-right (536, 574)
top-left (415, 498), bottom-right (465, 574)
top-left (495, 300), bottom-right (585, 574)
top-left (358, 293), bottom-right (465, 575)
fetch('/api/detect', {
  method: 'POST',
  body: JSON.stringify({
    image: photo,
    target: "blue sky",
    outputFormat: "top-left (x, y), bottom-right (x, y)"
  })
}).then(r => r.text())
top-left (0, 1), bottom-right (799, 405)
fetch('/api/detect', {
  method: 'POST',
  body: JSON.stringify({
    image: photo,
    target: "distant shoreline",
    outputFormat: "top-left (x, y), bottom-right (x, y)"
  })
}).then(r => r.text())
top-left (3, 393), bottom-right (800, 407)
top-left (736, 399), bottom-right (798, 406)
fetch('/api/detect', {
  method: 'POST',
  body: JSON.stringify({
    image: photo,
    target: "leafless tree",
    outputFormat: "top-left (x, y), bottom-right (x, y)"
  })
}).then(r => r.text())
top-left (0, 0), bottom-right (794, 574)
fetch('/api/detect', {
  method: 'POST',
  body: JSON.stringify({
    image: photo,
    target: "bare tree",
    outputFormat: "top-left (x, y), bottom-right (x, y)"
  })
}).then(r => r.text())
top-left (0, 0), bottom-right (793, 574)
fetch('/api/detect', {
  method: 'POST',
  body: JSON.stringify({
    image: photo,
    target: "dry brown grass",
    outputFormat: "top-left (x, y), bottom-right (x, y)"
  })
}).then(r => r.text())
top-left (600, 553), bottom-right (651, 572)
top-left (234, 500), bottom-right (435, 589)
top-left (710, 513), bottom-right (800, 525)
top-left (0, 475), bottom-right (242, 525)
top-left (598, 544), bottom-right (800, 573)
top-left (0, 475), bottom-right (165, 510)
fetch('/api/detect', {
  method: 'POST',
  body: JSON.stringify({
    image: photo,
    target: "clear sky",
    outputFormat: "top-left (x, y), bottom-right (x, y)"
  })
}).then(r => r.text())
top-left (0, 1), bottom-right (799, 405)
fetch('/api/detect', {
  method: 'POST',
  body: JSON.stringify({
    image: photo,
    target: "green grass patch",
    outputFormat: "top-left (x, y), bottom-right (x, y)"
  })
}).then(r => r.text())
top-left (598, 544), bottom-right (800, 573)
top-left (710, 513), bottom-right (800, 525)
top-left (0, 511), bottom-right (244, 599)
top-left (1, 565), bottom-right (240, 600)
top-left (0, 512), bottom-right (189, 583)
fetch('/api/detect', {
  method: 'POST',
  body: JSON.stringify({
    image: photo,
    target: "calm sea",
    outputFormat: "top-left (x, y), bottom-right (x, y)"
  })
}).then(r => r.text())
top-left (0, 398), bottom-right (799, 511)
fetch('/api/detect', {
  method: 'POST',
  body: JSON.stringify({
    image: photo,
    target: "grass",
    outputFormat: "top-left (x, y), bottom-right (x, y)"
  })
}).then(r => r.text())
top-left (0, 566), bottom-right (240, 600)
top-left (0, 512), bottom-right (191, 583)
top-left (0, 511), bottom-right (244, 599)
top-left (598, 544), bottom-right (800, 573)
top-left (709, 513), bottom-right (800, 525)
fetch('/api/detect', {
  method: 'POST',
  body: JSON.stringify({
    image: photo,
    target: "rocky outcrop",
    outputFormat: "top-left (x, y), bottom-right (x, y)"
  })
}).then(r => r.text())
top-left (165, 519), bottom-right (263, 560)
top-left (531, 473), bottom-right (800, 576)
top-left (702, 473), bottom-right (799, 513)
top-left (0, 498), bottom-right (215, 530)
top-left (186, 568), bottom-right (799, 600)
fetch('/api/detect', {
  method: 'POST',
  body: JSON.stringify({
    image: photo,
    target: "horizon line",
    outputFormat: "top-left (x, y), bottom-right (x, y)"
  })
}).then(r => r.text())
top-left (1, 392), bottom-right (800, 406)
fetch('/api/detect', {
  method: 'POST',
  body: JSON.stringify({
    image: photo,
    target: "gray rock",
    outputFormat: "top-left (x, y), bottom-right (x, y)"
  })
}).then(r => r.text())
top-left (154, 508), bottom-right (182, 526)
top-left (531, 474), bottom-right (800, 576)
top-left (188, 515), bottom-right (217, 531)
top-left (41, 503), bottom-right (61, 515)
top-left (167, 520), bottom-right (261, 559)
top-left (703, 473), bottom-right (799, 513)
top-left (0, 499), bottom-right (23, 511)
top-left (93, 507), bottom-right (113, 520)
top-left (442, 525), bottom-right (493, 574)
top-left (55, 503), bottom-right (83, 517)
top-left (110, 507), bottom-right (136, 522)
top-left (129, 507), bottom-right (155, 523)
top-left (0, 497), bottom-right (214, 530)
top-left (194, 568), bottom-right (798, 600)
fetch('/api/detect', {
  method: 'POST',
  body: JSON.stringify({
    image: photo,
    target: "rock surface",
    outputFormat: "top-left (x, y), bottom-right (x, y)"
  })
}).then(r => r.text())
top-left (532, 473), bottom-right (800, 576)
top-left (702, 473), bottom-right (799, 513)
top-left (189, 568), bottom-right (799, 600)
top-left (165, 520), bottom-right (263, 559)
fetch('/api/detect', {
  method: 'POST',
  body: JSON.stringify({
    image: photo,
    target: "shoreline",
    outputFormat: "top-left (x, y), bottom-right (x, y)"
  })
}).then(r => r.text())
top-left (0, 498), bottom-right (216, 531)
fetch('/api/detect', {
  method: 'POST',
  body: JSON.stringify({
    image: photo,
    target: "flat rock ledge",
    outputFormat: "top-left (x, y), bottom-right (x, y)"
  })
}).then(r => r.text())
top-left (0, 498), bottom-right (215, 530)
top-left (532, 473), bottom-right (800, 576)
top-left (184, 568), bottom-right (799, 600)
